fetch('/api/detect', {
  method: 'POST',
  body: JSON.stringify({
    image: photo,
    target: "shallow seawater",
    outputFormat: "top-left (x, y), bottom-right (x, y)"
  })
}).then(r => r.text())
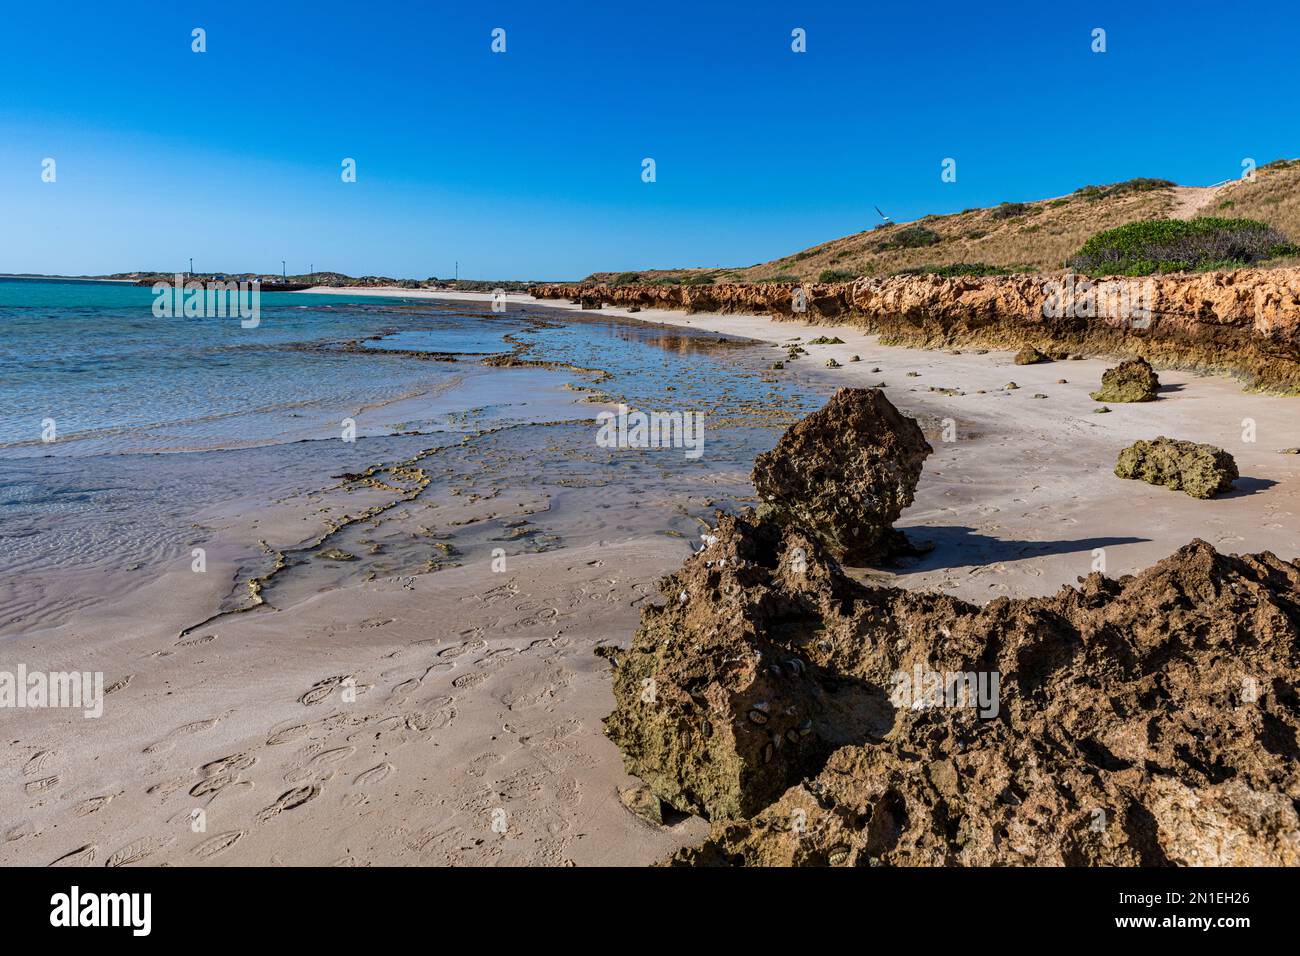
top-left (0, 280), bottom-right (827, 637)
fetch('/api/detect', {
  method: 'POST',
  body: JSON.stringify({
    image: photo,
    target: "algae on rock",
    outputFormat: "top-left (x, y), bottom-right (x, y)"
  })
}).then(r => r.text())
top-left (1115, 437), bottom-right (1238, 498)
top-left (1091, 357), bottom-right (1160, 403)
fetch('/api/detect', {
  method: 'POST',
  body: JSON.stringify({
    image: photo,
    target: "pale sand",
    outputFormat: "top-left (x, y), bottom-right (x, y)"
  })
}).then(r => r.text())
top-left (5, 286), bottom-right (1297, 867)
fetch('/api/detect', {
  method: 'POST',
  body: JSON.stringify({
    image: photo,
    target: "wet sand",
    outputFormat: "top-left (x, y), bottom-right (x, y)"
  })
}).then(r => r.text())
top-left (5, 288), bottom-right (1298, 866)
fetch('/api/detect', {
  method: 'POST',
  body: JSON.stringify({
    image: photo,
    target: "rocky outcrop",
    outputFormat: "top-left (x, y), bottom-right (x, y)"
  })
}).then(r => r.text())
top-left (1014, 345), bottom-right (1050, 365)
top-left (1115, 437), bottom-right (1239, 498)
top-left (603, 511), bottom-right (1300, 865)
top-left (529, 268), bottom-right (1300, 392)
top-left (1091, 357), bottom-right (1161, 402)
top-left (750, 388), bottom-right (931, 564)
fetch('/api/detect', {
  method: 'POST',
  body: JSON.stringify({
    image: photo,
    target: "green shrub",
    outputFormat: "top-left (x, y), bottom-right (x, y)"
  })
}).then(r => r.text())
top-left (1074, 178), bottom-right (1175, 202)
top-left (879, 225), bottom-right (940, 249)
top-left (613, 272), bottom-right (641, 285)
top-left (893, 262), bottom-right (1013, 277)
top-left (1070, 217), bottom-right (1295, 275)
top-left (756, 274), bottom-right (799, 283)
top-left (991, 202), bottom-right (1028, 220)
top-left (680, 273), bottom-right (714, 286)
top-left (817, 268), bottom-right (857, 283)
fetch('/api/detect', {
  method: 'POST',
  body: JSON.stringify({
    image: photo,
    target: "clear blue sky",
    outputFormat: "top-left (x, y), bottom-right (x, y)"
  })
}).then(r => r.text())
top-left (1, 0), bottom-right (1295, 280)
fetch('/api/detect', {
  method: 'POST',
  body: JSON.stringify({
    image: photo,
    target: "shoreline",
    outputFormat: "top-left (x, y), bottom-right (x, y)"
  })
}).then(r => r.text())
top-left (302, 285), bottom-right (1300, 595)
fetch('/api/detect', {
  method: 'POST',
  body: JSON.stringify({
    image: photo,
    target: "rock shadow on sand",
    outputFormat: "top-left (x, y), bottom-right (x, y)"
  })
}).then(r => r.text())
top-left (1221, 476), bottom-right (1279, 498)
top-left (889, 525), bottom-right (1148, 572)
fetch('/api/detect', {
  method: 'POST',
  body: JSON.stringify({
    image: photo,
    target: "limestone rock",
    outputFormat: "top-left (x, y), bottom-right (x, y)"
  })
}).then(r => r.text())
top-left (750, 388), bottom-right (932, 564)
top-left (1115, 437), bottom-right (1238, 498)
top-left (602, 513), bottom-right (895, 821)
top-left (1014, 346), bottom-right (1049, 365)
top-left (604, 514), bottom-right (1300, 865)
top-left (1091, 357), bottom-right (1160, 403)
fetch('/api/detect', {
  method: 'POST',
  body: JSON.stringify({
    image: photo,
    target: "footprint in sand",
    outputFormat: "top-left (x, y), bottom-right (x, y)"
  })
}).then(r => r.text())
top-left (451, 672), bottom-right (489, 690)
top-left (200, 753), bottom-right (259, 777)
top-left (24, 775), bottom-right (60, 795)
top-left (143, 717), bottom-right (222, 755)
top-left (389, 677), bottom-right (422, 699)
top-left (5, 820), bottom-right (37, 842)
top-left (256, 785), bottom-right (320, 823)
top-left (145, 774), bottom-right (192, 798)
top-left (191, 830), bottom-right (245, 860)
top-left (190, 773), bottom-right (237, 798)
top-left (285, 745), bottom-right (357, 784)
top-left (49, 844), bottom-right (97, 867)
top-left (104, 675), bottom-right (133, 695)
top-left (22, 750), bottom-right (55, 777)
top-left (438, 640), bottom-right (486, 660)
top-left (310, 746), bottom-right (357, 766)
top-left (352, 762), bottom-right (394, 788)
top-left (74, 794), bottom-right (115, 817)
top-left (175, 633), bottom-right (216, 648)
top-left (265, 724), bottom-right (310, 746)
top-left (106, 836), bottom-right (174, 868)
top-left (299, 676), bottom-right (354, 706)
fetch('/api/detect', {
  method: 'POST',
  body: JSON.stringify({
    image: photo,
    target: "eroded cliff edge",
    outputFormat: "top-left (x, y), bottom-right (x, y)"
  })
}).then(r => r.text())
top-left (530, 269), bottom-right (1300, 392)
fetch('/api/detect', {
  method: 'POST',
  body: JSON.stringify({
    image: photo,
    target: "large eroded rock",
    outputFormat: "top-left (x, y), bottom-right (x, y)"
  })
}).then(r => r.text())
top-left (1115, 437), bottom-right (1238, 498)
top-left (603, 512), bottom-right (1300, 865)
top-left (1091, 357), bottom-right (1160, 403)
top-left (750, 388), bottom-right (932, 564)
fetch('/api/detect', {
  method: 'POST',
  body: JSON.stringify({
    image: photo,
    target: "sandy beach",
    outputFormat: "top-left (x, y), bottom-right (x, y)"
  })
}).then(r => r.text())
top-left (4, 287), bottom-right (1298, 867)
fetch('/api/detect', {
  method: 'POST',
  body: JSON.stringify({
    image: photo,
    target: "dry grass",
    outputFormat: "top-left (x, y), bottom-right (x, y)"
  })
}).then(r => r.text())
top-left (1211, 160), bottom-right (1300, 243)
top-left (589, 164), bottom-right (1300, 284)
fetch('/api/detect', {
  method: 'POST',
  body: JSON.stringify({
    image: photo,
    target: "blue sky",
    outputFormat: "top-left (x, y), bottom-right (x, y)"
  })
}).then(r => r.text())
top-left (1, 0), bottom-right (1295, 279)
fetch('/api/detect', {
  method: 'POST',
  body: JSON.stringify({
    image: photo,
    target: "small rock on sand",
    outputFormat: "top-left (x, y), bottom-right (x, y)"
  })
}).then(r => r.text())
top-left (1092, 357), bottom-right (1160, 403)
top-left (1115, 437), bottom-right (1238, 498)
top-left (1014, 346), bottom-right (1050, 365)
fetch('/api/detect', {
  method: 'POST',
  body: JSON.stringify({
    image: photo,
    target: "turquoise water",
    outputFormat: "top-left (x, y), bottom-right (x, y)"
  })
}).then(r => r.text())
top-left (0, 277), bottom-right (827, 635)
top-left (0, 278), bottom-right (530, 456)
